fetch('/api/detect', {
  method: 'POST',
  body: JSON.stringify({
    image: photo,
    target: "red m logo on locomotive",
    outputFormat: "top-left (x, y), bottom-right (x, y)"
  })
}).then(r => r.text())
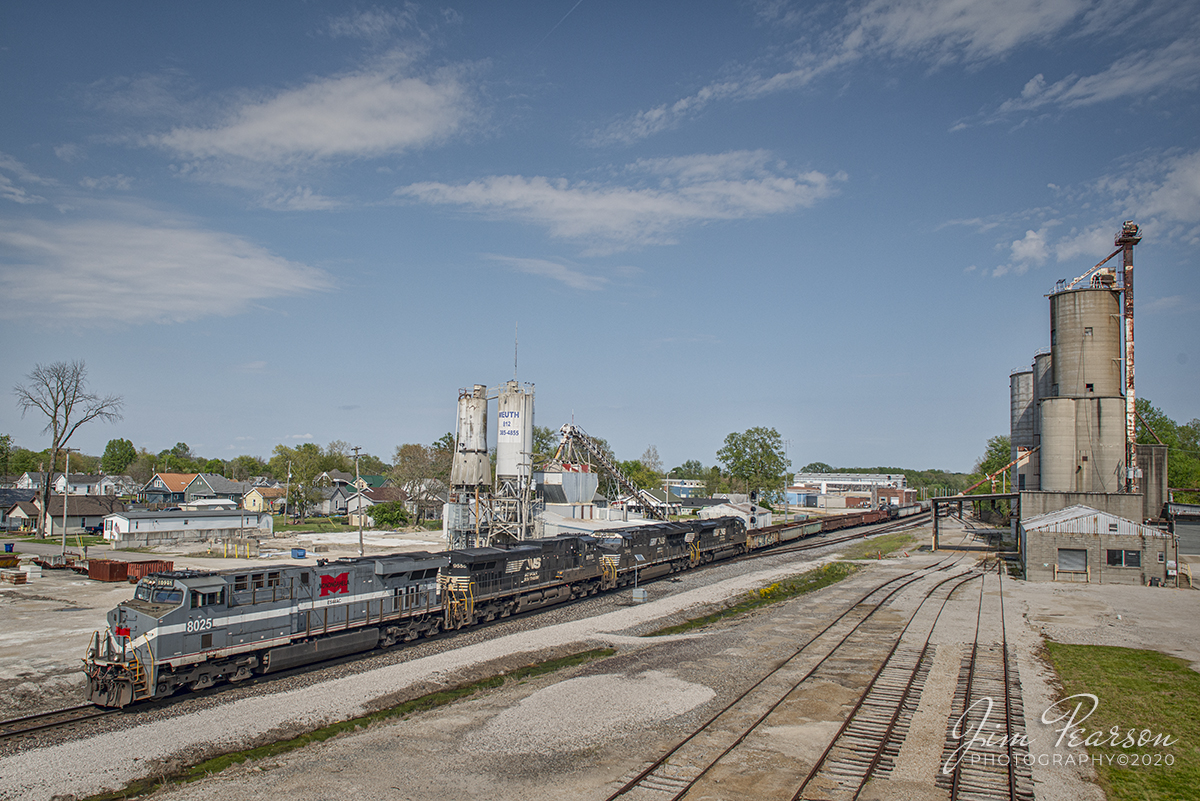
top-left (319, 572), bottom-right (350, 596)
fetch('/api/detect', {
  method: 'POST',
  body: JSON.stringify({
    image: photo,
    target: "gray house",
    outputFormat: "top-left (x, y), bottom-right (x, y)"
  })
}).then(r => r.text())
top-left (185, 474), bottom-right (252, 505)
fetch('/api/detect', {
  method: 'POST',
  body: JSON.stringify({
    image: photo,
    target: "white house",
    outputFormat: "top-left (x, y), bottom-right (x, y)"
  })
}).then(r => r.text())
top-left (103, 509), bottom-right (273, 548)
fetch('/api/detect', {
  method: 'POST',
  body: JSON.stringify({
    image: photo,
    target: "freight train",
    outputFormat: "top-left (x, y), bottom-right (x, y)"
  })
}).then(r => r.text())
top-left (84, 505), bottom-right (924, 707)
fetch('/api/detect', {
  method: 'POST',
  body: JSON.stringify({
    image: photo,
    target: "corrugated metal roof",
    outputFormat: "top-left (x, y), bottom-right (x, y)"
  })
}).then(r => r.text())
top-left (1021, 504), bottom-right (1169, 538)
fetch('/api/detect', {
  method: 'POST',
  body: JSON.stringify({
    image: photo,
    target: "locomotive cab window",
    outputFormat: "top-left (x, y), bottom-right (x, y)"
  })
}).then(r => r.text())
top-left (190, 589), bottom-right (225, 608)
top-left (234, 575), bottom-right (248, 592)
top-left (266, 571), bottom-right (281, 587)
top-left (251, 573), bottom-right (265, 589)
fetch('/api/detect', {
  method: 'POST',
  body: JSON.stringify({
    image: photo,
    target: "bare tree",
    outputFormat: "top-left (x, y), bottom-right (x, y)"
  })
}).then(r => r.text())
top-left (13, 361), bottom-right (123, 535)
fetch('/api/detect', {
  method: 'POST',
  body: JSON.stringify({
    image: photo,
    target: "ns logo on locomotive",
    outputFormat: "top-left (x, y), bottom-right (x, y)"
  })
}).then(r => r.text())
top-left (84, 516), bottom-right (750, 707)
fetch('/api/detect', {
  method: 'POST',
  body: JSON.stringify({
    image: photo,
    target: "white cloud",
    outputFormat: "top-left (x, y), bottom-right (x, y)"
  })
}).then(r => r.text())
top-left (398, 151), bottom-right (843, 250)
top-left (0, 208), bottom-right (331, 324)
top-left (847, 0), bottom-right (1087, 65)
top-left (603, 1), bottom-right (1187, 142)
top-left (286, 433), bottom-right (314, 441)
top-left (79, 175), bottom-right (134, 191)
top-left (151, 63), bottom-right (472, 165)
top-left (993, 38), bottom-right (1200, 116)
top-left (326, 6), bottom-right (418, 40)
top-left (0, 153), bottom-right (51, 204)
top-left (1053, 225), bottom-right (1116, 262)
top-left (1135, 149), bottom-right (1200, 225)
top-left (486, 255), bottom-right (607, 291)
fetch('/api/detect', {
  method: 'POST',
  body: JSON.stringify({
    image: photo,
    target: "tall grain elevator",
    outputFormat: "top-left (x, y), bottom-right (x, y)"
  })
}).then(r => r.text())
top-left (1009, 221), bottom-right (1168, 522)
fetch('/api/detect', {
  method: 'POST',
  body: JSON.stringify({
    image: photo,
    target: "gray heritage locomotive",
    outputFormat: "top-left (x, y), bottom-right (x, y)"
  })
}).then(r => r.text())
top-left (84, 516), bottom-right (747, 707)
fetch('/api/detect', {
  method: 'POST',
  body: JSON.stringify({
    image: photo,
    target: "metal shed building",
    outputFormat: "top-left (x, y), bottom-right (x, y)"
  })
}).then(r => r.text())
top-left (1020, 504), bottom-right (1175, 585)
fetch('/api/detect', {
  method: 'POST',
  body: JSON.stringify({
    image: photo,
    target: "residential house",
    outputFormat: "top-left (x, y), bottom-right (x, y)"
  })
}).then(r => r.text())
top-left (185, 473), bottom-right (251, 505)
top-left (15, 472), bottom-right (54, 491)
top-left (139, 473), bottom-right (198, 505)
top-left (0, 489), bottom-right (37, 530)
top-left (99, 475), bottom-right (141, 496)
top-left (0, 476), bottom-right (17, 489)
top-left (35, 495), bottom-right (126, 537)
top-left (317, 470), bottom-right (355, 488)
top-left (243, 486), bottom-right (287, 513)
top-left (5, 501), bottom-right (40, 532)
top-left (314, 485), bottom-right (354, 517)
top-left (53, 473), bottom-right (104, 495)
top-left (352, 474), bottom-right (393, 491)
top-left (346, 487), bottom-right (404, 527)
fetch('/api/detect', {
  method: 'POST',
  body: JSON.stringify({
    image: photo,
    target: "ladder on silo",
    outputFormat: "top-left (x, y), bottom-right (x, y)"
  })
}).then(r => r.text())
top-left (555, 424), bottom-right (667, 520)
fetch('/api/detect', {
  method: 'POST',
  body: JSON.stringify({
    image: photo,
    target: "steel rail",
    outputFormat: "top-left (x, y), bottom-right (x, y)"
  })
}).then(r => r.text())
top-left (0, 704), bottom-right (118, 741)
top-left (789, 570), bottom-right (983, 801)
top-left (603, 559), bottom-right (972, 801)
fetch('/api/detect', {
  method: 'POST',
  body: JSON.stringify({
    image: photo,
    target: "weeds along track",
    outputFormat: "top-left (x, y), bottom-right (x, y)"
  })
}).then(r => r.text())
top-left (604, 554), bottom-right (978, 801)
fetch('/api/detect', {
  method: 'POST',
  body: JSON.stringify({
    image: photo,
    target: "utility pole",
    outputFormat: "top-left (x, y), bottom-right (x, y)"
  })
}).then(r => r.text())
top-left (783, 439), bottom-right (791, 522)
top-left (353, 446), bottom-right (364, 557)
top-left (60, 448), bottom-right (76, 557)
top-left (283, 461), bottom-right (292, 525)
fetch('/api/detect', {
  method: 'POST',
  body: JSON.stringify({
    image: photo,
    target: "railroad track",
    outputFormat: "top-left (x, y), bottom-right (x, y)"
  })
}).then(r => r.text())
top-left (604, 555), bottom-right (977, 801)
top-left (0, 704), bottom-right (119, 741)
top-left (938, 562), bottom-right (1035, 801)
top-left (792, 570), bottom-right (981, 800)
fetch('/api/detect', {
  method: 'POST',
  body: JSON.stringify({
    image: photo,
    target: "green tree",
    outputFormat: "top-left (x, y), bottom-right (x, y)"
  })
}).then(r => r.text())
top-left (229, 454), bottom-right (269, 481)
top-left (1138, 398), bottom-right (1200, 503)
top-left (13, 360), bottom-right (123, 534)
top-left (127, 448), bottom-right (156, 484)
top-left (716, 427), bottom-right (791, 498)
top-left (0, 433), bottom-right (10, 476)
top-left (369, 500), bottom-right (409, 529)
top-left (533, 425), bottom-right (559, 464)
top-left (801, 462), bottom-right (835, 473)
top-left (430, 433), bottom-right (455, 485)
top-left (670, 459), bottom-right (705, 480)
top-left (390, 444), bottom-right (442, 520)
top-left (973, 435), bottom-right (1012, 481)
top-left (358, 453), bottom-right (389, 475)
top-left (8, 447), bottom-right (45, 475)
top-left (617, 459), bottom-right (659, 490)
top-left (101, 438), bottom-right (137, 474)
top-left (270, 443), bottom-right (326, 520)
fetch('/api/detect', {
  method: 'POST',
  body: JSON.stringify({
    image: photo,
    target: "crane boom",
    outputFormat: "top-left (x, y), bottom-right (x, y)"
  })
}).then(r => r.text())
top-left (557, 424), bottom-right (668, 520)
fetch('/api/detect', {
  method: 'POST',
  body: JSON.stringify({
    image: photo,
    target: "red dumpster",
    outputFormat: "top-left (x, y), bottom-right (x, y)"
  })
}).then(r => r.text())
top-left (127, 560), bottom-right (174, 582)
top-left (88, 559), bottom-right (129, 582)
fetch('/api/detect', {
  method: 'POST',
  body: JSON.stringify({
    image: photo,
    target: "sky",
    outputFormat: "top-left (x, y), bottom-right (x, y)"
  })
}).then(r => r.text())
top-left (1, 0), bottom-right (1197, 475)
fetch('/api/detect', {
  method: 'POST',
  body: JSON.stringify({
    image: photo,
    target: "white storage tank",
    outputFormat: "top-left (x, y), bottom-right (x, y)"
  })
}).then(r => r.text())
top-left (496, 381), bottom-right (534, 481)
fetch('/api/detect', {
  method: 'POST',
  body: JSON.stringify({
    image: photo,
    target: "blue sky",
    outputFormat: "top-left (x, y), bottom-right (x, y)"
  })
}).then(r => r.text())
top-left (1, 0), bottom-right (1197, 474)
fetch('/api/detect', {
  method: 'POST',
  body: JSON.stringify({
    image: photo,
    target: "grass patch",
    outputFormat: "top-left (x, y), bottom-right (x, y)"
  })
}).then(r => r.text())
top-left (839, 531), bottom-right (920, 560)
top-left (81, 647), bottom-right (615, 800)
top-left (273, 520), bottom-right (356, 534)
top-left (646, 561), bottom-right (859, 637)
top-left (1043, 642), bottom-right (1200, 801)
top-left (8, 533), bottom-right (106, 547)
